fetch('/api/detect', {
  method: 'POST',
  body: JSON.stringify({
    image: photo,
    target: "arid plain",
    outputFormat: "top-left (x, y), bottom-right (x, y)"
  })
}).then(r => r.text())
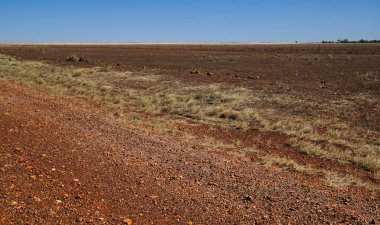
top-left (0, 44), bottom-right (379, 224)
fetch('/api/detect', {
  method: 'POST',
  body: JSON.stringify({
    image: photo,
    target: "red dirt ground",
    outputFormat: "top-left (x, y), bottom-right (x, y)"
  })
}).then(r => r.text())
top-left (1, 44), bottom-right (380, 224)
top-left (1, 80), bottom-right (379, 224)
top-left (1, 44), bottom-right (379, 119)
top-left (1, 44), bottom-right (380, 95)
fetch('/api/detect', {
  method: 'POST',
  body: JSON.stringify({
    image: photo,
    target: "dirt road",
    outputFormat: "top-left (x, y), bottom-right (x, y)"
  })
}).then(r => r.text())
top-left (1, 81), bottom-right (379, 224)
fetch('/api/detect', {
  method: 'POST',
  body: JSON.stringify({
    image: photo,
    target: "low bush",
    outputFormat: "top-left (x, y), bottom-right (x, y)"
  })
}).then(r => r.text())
top-left (66, 55), bottom-right (89, 63)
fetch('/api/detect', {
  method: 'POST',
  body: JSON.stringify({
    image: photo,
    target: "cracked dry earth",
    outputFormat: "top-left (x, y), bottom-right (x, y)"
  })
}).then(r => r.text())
top-left (0, 81), bottom-right (379, 224)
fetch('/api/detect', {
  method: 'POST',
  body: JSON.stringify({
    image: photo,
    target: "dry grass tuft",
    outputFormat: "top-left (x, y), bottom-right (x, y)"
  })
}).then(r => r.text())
top-left (285, 137), bottom-right (300, 148)
top-left (1, 53), bottom-right (379, 187)
top-left (303, 141), bottom-right (380, 173)
top-left (262, 156), bottom-right (377, 191)
top-left (262, 156), bottom-right (316, 175)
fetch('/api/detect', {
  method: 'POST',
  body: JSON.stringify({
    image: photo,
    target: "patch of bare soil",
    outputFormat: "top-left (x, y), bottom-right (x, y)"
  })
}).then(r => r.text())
top-left (1, 44), bottom-right (379, 130)
top-left (1, 81), bottom-right (379, 224)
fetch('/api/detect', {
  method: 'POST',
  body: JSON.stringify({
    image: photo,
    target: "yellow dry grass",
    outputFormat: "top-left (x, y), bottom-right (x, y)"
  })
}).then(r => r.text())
top-left (262, 156), bottom-right (377, 191)
top-left (1, 53), bottom-right (379, 186)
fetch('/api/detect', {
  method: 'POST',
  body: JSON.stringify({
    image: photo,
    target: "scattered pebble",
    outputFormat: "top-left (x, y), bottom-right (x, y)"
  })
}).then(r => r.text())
top-left (122, 218), bottom-right (132, 225)
top-left (74, 195), bottom-right (82, 199)
top-left (10, 201), bottom-right (17, 206)
top-left (149, 195), bottom-right (158, 200)
top-left (243, 195), bottom-right (254, 202)
top-left (96, 217), bottom-right (105, 221)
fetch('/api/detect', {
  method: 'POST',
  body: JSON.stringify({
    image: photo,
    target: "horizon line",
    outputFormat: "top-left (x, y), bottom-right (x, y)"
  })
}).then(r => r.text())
top-left (0, 42), bottom-right (364, 45)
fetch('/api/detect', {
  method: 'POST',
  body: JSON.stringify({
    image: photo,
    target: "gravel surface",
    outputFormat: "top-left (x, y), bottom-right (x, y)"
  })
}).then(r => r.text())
top-left (1, 81), bottom-right (379, 224)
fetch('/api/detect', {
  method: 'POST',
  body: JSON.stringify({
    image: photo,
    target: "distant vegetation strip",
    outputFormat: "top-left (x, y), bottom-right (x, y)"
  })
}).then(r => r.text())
top-left (321, 39), bottom-right (380, 43)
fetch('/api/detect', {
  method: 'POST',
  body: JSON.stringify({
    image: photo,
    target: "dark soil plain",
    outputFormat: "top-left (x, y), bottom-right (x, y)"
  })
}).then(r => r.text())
top-left (0, 44), bottom-right (380, 224)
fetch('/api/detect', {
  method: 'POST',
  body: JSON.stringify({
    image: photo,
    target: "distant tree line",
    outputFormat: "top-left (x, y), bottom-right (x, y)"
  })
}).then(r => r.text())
top-left (321, 39), bottom-right (380, 43)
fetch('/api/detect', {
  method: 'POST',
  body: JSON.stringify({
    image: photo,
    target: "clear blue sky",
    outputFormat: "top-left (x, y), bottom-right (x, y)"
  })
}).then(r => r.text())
top-left (0, 0), bottom-right (379, 43)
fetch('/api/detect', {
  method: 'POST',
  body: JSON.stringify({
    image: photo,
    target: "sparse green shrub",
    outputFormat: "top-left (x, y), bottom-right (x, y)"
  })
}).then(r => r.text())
top-left (66, 55), bottom-right (80, 62)
top-left (66, 55), bottom-right (89, 63)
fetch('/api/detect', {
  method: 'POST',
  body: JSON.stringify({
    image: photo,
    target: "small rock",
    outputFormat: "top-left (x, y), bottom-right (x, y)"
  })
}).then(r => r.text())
top-left (342, 197), bottom-right (350, 205)
top-left (206, 72), bottom-right (212, 76)
top-left (149, 195), bottom-right (158, 200)
top-left (55, 200), bottom-right (63, 204)
top-left (74, 195), bottom-right (82, 199)
top-left (3, 112), bottom-right (10, 116)
top-left (10, 201), bottom-right (17, 206)
top-left (40, 154), bottom-right (47, 158)
top-left (190, 69), bottom-right (201, 75)
top-left (122, 218), bottom-right (132, 225)
top-left (243, 195), bottom-right (254, 202)
top-left (73, 178), bottom-right (80, 182)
